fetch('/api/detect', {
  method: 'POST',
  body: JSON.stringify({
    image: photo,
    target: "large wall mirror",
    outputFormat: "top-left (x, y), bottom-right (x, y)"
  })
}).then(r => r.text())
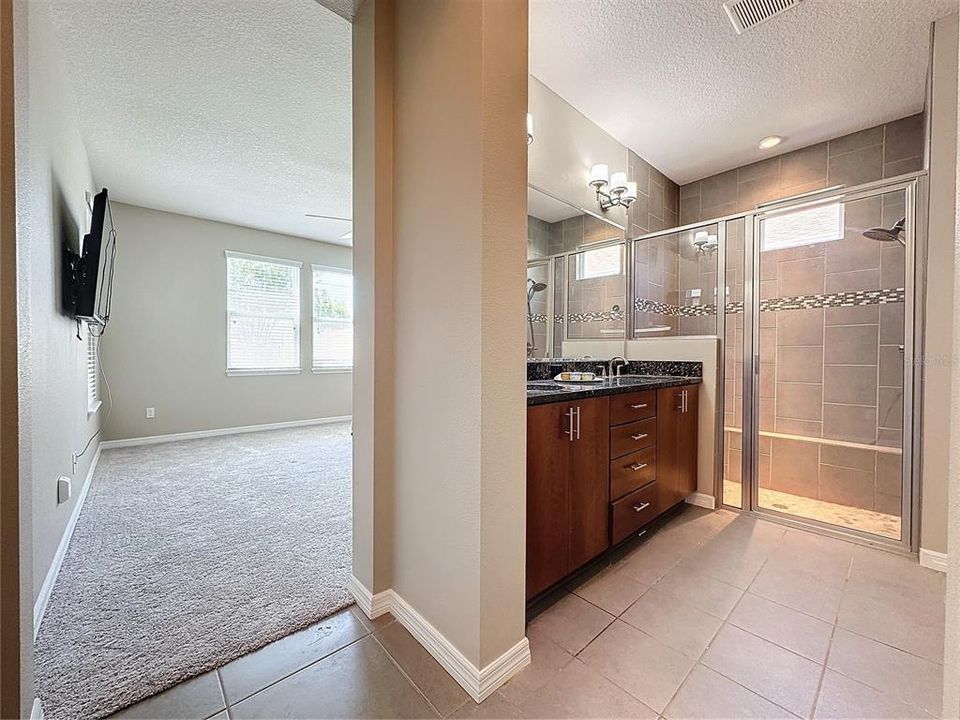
top-left (526, 185), bottom-right (626, 358)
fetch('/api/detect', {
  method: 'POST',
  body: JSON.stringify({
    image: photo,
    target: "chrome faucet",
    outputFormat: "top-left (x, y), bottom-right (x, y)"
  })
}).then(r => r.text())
top-left (608, 356), bottom-right (628, 377)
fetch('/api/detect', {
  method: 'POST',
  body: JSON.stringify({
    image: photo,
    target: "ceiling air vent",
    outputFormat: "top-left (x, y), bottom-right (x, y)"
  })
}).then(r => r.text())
top-left (723, 0), bottom-right (802, 34)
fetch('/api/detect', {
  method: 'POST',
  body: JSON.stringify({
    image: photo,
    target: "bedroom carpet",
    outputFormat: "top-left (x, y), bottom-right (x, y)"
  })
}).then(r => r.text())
top-left (34, 423), bottom-right (353, 720)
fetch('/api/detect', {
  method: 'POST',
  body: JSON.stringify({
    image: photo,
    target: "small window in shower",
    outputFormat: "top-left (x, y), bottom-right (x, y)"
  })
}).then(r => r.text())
top-left (575, 244), bottom-right (623, 280)
top-left (761, 202), bottom-right (844, 252)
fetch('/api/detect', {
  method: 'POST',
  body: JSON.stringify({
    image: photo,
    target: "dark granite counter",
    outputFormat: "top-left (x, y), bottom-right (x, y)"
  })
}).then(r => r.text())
top-left (527, 375), bottom-right (702, 406)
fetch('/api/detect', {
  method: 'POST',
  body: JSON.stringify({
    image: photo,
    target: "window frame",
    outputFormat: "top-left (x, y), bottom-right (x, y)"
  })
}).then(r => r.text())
top-left (225, 250), bottom-right (304, 376)
top-left (311, 263), bottom-right (354, 374)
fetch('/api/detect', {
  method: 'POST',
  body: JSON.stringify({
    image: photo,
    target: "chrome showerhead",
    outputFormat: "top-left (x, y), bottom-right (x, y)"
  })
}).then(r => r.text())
top-left (527, 278), bottom-right (548, 300)
top-left (863, 218), bottom-right (906, 247)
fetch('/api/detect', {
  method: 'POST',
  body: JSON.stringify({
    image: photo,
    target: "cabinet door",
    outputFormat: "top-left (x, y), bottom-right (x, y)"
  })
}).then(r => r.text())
top-left (526, 402), bottom-right (572, 599)
top-left (656, 387), bottom-right (684, 511)
top-left (678, 386), bottom-right (699, 498)
top-left (568, 397), bottom-right (611, 569)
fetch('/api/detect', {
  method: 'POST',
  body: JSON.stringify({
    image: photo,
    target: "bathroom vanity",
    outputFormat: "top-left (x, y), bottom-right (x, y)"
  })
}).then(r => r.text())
top-left (526, 367), bottom-right (701, 600)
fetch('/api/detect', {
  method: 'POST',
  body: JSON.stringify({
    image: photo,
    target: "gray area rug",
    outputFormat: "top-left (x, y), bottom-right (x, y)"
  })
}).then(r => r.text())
top-left (35, 423), bottom-right (353, 719)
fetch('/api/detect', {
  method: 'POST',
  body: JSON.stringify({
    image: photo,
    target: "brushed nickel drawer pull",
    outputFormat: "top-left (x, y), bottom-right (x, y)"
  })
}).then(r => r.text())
top-left (631, 433), bottom-right (648, 441)
top-left (630, 403), bottom-right (648, 409)
top-left (633, 502), bottom-right (651, 512)
top-left (629, 462), bottom-right (648, 471)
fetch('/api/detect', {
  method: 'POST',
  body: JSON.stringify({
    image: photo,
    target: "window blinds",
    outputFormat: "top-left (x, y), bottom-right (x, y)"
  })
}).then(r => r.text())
top-left (312, 265), bottom-right (353, 370)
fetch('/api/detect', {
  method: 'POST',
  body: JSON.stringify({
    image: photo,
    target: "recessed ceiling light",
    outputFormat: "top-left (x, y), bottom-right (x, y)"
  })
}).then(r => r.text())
top-left (758, 135), bottom-right (783, 150)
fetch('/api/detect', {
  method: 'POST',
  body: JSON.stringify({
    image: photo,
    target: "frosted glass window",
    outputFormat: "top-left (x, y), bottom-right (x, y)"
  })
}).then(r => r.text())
top-left (576, 244), bottom-right (623, 279)
top-left (761, 202), bottom-right (844, 252)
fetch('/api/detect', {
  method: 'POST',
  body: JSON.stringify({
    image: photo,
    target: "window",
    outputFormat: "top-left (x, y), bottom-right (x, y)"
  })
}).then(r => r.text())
top-left (226, 252), bottom-right (302, 374)
top-left (86, 328), bottom-right (100, 414)
top-left (576, 244), bottom-right (623, 280)
top-left (761, 202), bottom-right (844, 252)
top-left (312, 265), bottom-right (353, 371)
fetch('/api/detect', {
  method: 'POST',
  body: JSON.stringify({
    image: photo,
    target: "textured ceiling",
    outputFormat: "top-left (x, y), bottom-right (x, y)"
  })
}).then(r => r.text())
top-left (49, 0), bottom-right (352, 244)
top-left (530, 0), bottom-right (957, 184)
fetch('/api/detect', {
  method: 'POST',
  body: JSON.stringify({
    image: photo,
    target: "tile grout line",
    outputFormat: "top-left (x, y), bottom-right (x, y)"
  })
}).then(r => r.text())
top-left (214, 669), bottom-right (231, 720)
top-left (369, 630), bottom-right (444, 719)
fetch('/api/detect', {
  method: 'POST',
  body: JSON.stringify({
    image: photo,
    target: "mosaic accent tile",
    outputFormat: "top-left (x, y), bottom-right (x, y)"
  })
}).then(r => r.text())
top-left (526, 313), bottom-right (548, 323)
top-left (567, 310), bottom-right (626, 323)
top-left (554, 314), bottom-right (564, 324)
top-left (633, 297), bottom-right (717, 317)
top-left (632, 289), bottom-right (904, 318)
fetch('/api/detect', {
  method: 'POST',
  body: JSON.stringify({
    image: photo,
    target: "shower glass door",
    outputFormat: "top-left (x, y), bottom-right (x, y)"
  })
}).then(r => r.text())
top-left (749, 185), bottom-right (911, 542)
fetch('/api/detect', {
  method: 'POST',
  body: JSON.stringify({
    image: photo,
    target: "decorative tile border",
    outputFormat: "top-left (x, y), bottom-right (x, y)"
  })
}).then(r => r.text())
top-left (567, 310), bottom-right (625, 323)
top-left (526, 313), bottom-right (548, 323)
top-left (629, 288), bottom-right (904, 319)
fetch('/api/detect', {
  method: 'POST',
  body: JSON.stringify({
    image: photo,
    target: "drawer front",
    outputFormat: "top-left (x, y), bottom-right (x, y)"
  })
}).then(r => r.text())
top-left (610, 390), bottom-right (657, 426)
top-left (610, 417), bottom-right (657, 459)
top-left (610, 445), bottom-right (656, 501)
top-left (611, 482), bottom-right (659, 545)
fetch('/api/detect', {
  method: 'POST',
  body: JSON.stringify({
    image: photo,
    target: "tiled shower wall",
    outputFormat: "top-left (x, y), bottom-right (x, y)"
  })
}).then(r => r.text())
top-left (679, 114), bottom-right (924, 223)
top-left (712, 114), bottom-right (923, 515)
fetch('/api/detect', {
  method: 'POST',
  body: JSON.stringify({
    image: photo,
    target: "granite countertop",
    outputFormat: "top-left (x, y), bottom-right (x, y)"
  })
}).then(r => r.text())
top-left (526, 375), bottom-right (702, 406)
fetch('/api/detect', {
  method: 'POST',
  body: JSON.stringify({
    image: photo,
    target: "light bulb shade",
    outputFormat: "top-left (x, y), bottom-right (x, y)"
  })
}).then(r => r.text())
top-left (623, 181), bottom-right (638, 201)
top-left (526, 113), bottom-right (534, 145)
top-left (707, 234), bottom-right (718, 247)
top-left (589, 163), bottom-right (609, 188)
top-left (693, 231), bottom-right (708, 247)
top-left (610, 171), bottom-right (628, 195)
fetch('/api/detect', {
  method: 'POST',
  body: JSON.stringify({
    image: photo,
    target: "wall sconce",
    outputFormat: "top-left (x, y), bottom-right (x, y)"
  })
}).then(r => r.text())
top-left (527, 113), bottom-right (534, 145)
top-left (693, 230), bottom-right (718, 256)
top-left (588, 163), bottom-right (637, 211)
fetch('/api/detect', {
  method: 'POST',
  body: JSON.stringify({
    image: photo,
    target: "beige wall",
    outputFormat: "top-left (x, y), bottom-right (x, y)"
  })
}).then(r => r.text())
top-left (923, 14), bottom-right (958, 556)
top-left (101, 203), bottom-right (352, 441)
top-left (354, 0), bottom-right (528, 677)
top-left (14, 0), bottom-right (100, 616)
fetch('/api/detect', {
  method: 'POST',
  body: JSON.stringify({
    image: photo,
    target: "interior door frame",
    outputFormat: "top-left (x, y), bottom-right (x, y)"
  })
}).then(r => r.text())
top-left (729, 173), bottom-right (926, 553)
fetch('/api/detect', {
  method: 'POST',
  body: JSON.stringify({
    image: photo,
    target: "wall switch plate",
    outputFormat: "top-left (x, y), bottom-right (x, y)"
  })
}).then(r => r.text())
top-left (58, 476), bottom-right (72, 504)
top-left (145, 407), bottom-right (155, 419)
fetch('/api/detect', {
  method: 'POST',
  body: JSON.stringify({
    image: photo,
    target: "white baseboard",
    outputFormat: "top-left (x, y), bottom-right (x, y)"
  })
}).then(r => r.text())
top-left (31, 697), bottom-right (44, 720)
top-left (34, 444), bottom-right (102, 639)
top-left (347, 576), bottom-right (530, 703)
top-left (919, 548), bottom-right (948, 573)
top-left (347, 574), bottom-right (391, 619)
top-left (100, 416), bottom-right (352, 450)
top-left (685, 492), bottom-right (716, 510)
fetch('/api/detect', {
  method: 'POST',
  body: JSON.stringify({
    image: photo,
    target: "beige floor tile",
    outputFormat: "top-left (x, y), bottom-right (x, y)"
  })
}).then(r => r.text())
top-left (374, 622), bottom-right (470, 716)
top-left (847, 547), bottom-right (944, 601)
top-left (568, 564), bottom-right (649, 615)
top-left (837, 589), bottom-right (944, 662)
top-left (664, 665), bottom-right (797, 720)
top-left (814, 670), bottom-right (935, 719)
top-left (701, 625), bottom-right (822, 717)
top-left (728, 593), bottom-right (834, 663)
top-left (749, 563), bottom-right (843, 622)
top-left (827, 629), bottom-right (943, 717)
top-left (701, 515), bottom-right (787, 555)
top-left (110, 671), bottom-right (225, 719)
top-left (526, 593), bottom-right (614, 655)
top-left (447, 693), bottom-right (525, 719)
top-left (350, 606), bottom-right (396, 633)
top-left (655, 564), bottom-right (744, 618)
top-left (673, 542), bottom-right (770, 589)
top-left (578, 620), bottom-right (695, 713)
top-left (610, 535), bottom-right (690, 586)
top-left (513, 658), bottom-right (658, 719)
top-left (766, 531), bottom-right (854, 587)
top-left (218, 607), bottom-right (369, 704)
top-left (498, 626), bottom-right (574, 708)
top-left (230, 636), bottom-right (437, 719)
top-left (620, 587), bottom-right (723, 658)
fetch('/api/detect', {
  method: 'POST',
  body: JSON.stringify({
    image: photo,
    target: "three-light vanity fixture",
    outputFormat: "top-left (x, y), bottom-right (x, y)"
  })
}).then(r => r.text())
top-left (588, 163), bottom-right (638, 210)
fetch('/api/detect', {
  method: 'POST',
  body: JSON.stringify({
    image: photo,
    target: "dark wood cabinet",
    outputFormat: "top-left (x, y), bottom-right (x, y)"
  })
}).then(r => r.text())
top-left (527, 383), bottom-right (699, 602)
top-left (656, 385), bottom-right (699, 509)
top-left (526, 397), bottom-right (610, 599)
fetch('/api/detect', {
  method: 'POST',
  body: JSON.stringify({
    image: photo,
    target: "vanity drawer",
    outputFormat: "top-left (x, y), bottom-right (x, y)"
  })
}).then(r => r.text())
top-left (609, 390), bottom-right (656, 426)
top-left (611, 482), bottom-right (659, 545)
top-left (610, 445), bottom-right (656, 501)
top-left (610, 417), bottom-right (657, 459)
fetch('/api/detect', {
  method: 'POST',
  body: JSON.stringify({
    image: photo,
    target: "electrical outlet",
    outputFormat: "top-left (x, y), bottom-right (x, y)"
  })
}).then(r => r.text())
top-left (57, 476), bottom-right (72, 504)
top-left (145, 407), bottom-right (156, 419)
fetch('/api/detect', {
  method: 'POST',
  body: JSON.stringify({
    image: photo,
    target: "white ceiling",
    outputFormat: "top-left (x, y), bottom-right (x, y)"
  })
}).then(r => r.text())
top-left (530, 0), bottom-right (958, 185)
top-left (49, 0), bottom-right (352, 245)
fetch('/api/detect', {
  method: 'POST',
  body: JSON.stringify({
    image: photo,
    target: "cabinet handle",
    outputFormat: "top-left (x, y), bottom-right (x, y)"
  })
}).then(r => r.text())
top-left (630, 403), bottom-right (648, 409)
top-left (565, 408), bottom-right (575, 441)
top-left (575, 406), bottom-right (581, 440)
top-left (631, 433), bottom-right (648, 441)
top-left (683, 389), bottom-right (688, 413)
top-left (629, 462), bottom-right (648, 471)
top-left (633, 502), bottom-right (651, 512)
